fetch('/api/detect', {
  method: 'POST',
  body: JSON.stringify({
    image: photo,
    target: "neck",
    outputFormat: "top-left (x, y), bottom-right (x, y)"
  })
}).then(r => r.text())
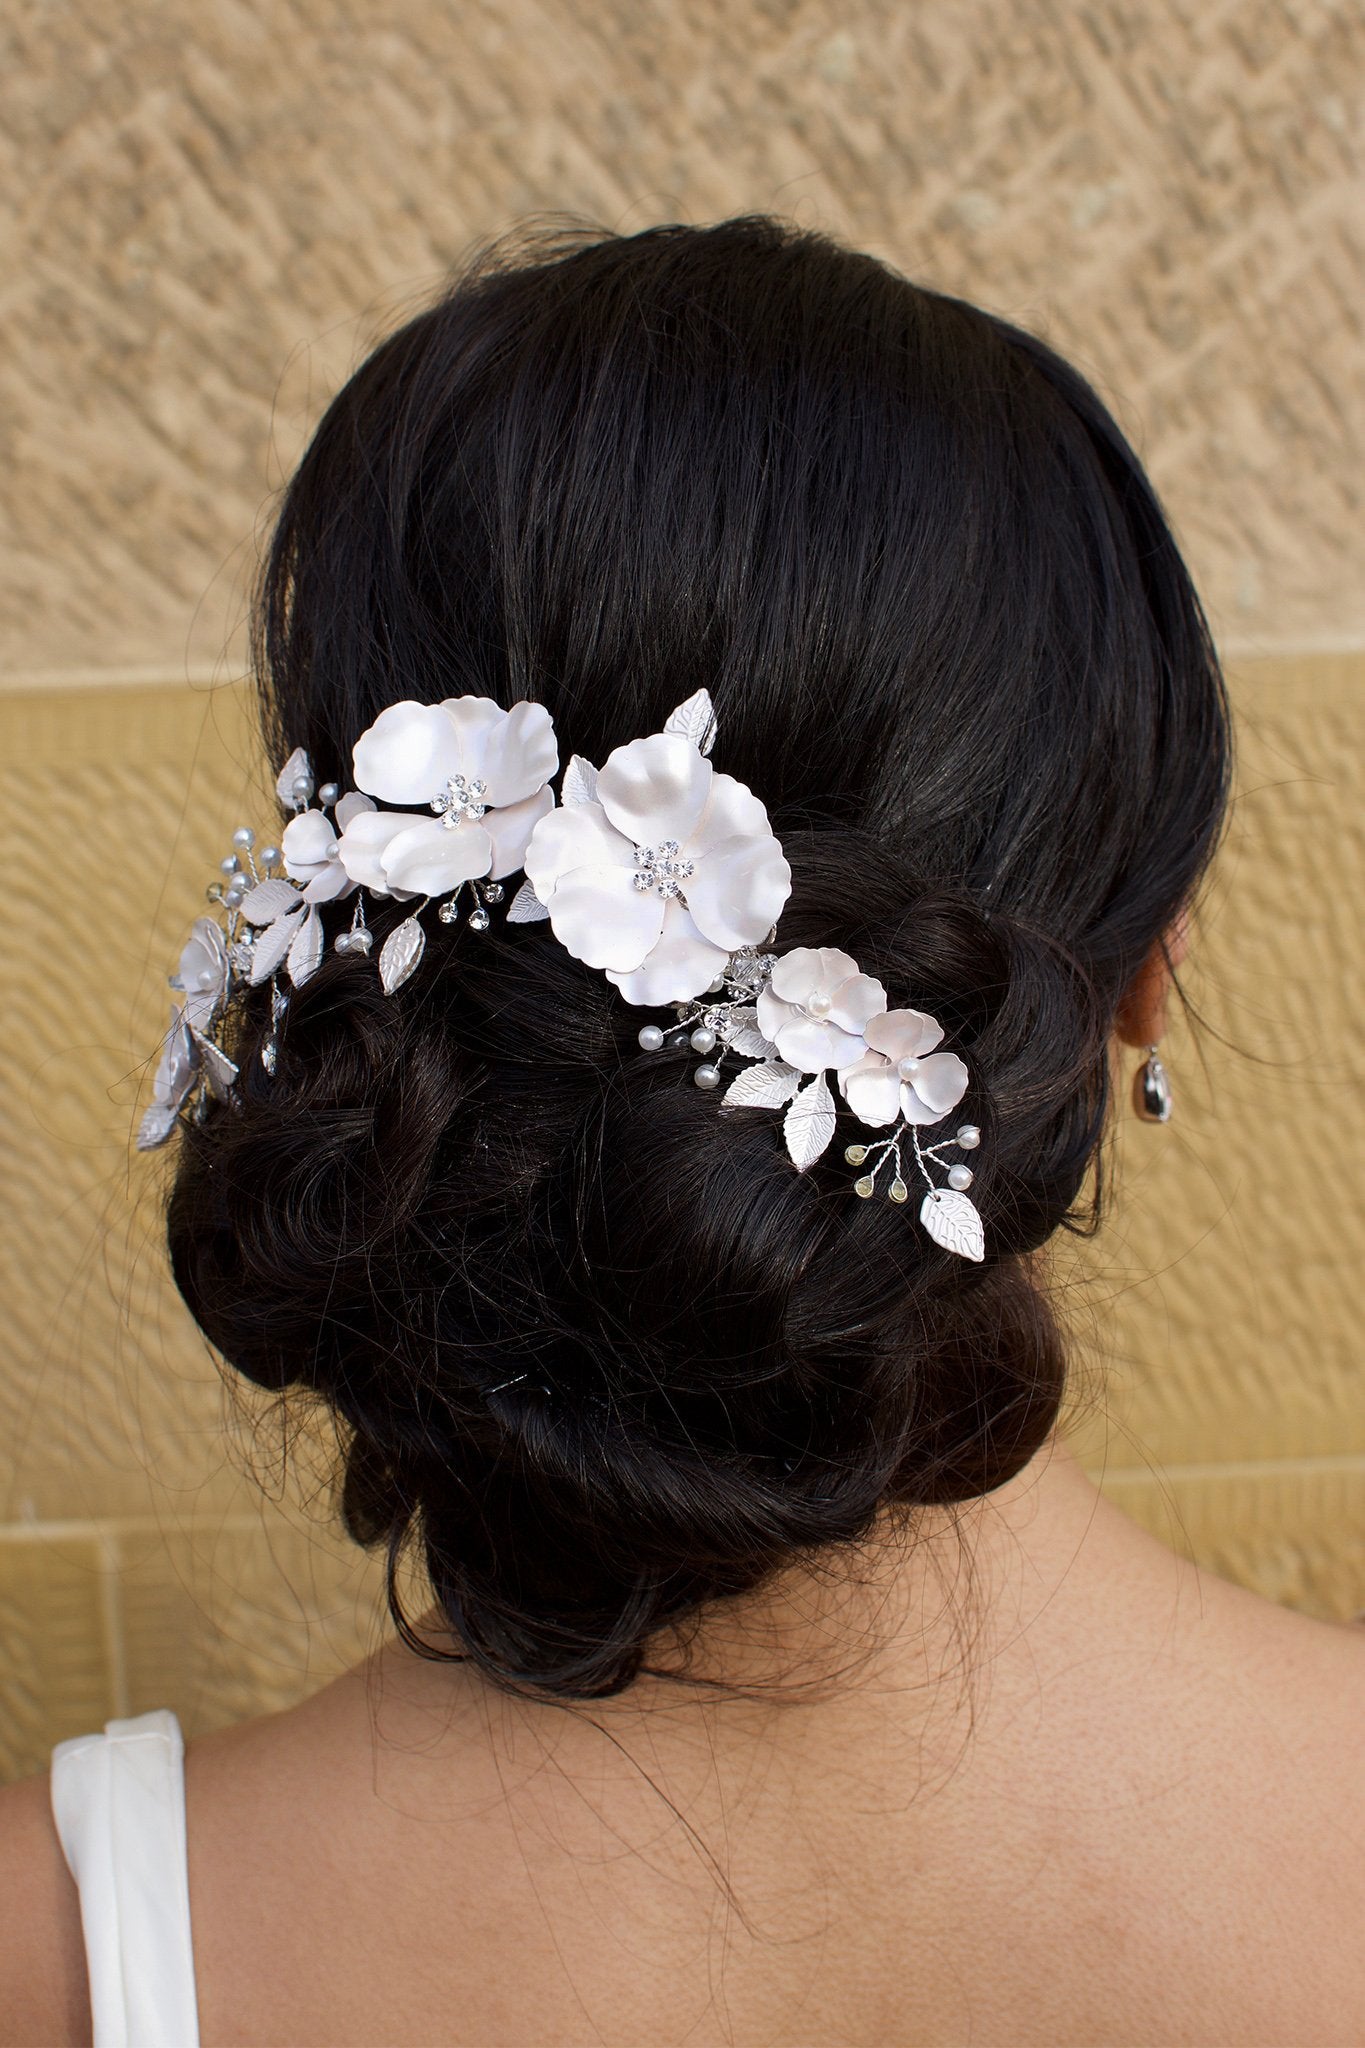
top-left (376, 1431), bottom-right (1174, 1741)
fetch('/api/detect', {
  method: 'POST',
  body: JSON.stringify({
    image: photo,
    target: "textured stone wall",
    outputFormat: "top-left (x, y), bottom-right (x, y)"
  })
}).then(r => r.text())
top-left (1, 1), bottom-right (1360, 1778)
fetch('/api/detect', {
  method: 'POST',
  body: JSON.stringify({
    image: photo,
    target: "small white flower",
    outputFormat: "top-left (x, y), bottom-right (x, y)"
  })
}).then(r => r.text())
top-left (336, 697), bottom-right (558, 897)
top-left (754, 946), bottom-right (887, 1073)
top-left (169, 917), bottom-right (230, 1033)
top-left (523, 728), bottom-right (791, 1006)
top-left (838, 1008), bottom-right (969, 1127)
top-left (282, 794), bottom-right (373, 902)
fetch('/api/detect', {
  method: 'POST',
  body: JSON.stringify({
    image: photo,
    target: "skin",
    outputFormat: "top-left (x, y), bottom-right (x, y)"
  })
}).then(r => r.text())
top-left (3, 929), bottom-right (1362, 2048)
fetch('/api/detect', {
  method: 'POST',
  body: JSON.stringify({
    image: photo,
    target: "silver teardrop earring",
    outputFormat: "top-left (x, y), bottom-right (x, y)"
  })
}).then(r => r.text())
top-left (1134, 1043), bottom-right (1173, 1123)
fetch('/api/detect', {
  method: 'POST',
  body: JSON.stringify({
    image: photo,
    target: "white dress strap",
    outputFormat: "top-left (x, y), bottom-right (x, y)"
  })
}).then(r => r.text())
top-left (50, 1709), bottom-right (200, 2048)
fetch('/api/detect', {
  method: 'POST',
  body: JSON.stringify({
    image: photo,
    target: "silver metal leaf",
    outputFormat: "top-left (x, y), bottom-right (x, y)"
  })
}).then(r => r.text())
top-left (248, 910), bottom-right (302, 984)
top-left (663, 687), bottom-right (717, 756)
top-left (722, 1059), bottom-right (801, 1109)
top-left (919, 1188), bottom-right (985, 1262)
top-left (560, 754), bottom-right (599, 807)
top-left (275, 745), bottom-right (312, 806)
top-left (379, 914), bottom-right (426, 994)
top-left (506, 879), bottom-right (551, 923)
top-left (726, 1023), bottom-right (777, 1060)
top-left (240, 878), bottom-right (302, 925)
top-left (784, 1071), bottom-right (837, 1170)
top-left (286, 905), bottom-right (324, 986)
top-left (190, 1028), bottom-right (239, 1102)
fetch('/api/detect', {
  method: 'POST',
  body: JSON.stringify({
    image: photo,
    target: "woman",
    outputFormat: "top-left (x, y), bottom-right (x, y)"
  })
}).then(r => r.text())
top-left (3, 216), bottom-right (1361, 2047)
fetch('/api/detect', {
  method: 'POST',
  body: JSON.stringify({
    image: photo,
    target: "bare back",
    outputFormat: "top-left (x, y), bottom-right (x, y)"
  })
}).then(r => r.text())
top-left (18, 1443), bottom-right (1353, 2048)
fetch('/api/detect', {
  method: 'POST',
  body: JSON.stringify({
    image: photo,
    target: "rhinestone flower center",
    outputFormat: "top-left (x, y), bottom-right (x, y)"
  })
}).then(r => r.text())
top-left (431, 773), bottom-right (488, 828)
top-left (632, 838), bottom-right (694, 898)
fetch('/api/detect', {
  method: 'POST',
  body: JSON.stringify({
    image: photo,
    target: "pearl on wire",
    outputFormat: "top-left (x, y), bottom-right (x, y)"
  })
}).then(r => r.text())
top-left (638, 1024), bottom-right (664, 1052)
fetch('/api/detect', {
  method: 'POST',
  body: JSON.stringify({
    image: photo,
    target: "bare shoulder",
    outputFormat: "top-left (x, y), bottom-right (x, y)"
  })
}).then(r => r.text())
top-left (0, 1773), bottom-right (90, 2048)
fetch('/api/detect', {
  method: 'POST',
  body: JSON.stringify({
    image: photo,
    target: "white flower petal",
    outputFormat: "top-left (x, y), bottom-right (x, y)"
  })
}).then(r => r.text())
top-left (772, 1013), bottom-right (867, 1074)
top-left (838, 1053), bottom-right (902, 1127)
top-left (382, 817), bottom-right (494, 895)
top-left (902, 1051), bottom-right (969, 1121)
top-left (596, 732), bottom-right (712, 848)
top-left (828, 972), bottom-right (888, 1036)
top-left (607, 899), bottom-right (730, 1005)
top-left (335, 807), bottom-right (430, 891)
top-left (302, 862), bottom-right (356, 904)
top-left (437, 696), bottom-right (505, 783)
top-left (351, 701), bottom-right (464, 805)
top-left (768, 946), bottom-right (861, 1006)
top-left (684, 767), bottom-right (771, 862)
top-left (281, 808), bottom-right (338, 878)
top-left (179, 919), bottom-right (229, 999)
top-left (485, 785), bottom-right (554, 880)
top-left (334, 790), bottom-right (376, 831)
top-left (151, 1010), bottom-right (197, 1108)
top-left (754, 985), bottom-right (792, 1046)
top-left (865, 1008), bottom-right (944, 1062)
top-left (684, 833), bottom-right (792, 951)
top-left (473, 700), bottom-right (559, 807)
top-left (523, 799), bottom-right (635, 902)
top-left (545, 864), bottom-right (666, 972)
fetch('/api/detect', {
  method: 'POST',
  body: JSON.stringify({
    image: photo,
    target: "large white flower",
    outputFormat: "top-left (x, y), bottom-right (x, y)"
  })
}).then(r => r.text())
top-left (281, 793), bottom-right (374, 902)
top-left (522, 731), bottom-right (791, 1005)
top-left (754, 946), bottom-right (887, 1073)
top-left (335, 697), bottom-right (558, 897)
top-left (838, 1008), bottom-right (969, 1126)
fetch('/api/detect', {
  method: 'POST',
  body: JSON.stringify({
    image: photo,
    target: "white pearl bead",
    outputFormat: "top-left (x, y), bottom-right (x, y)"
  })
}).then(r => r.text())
top-left (232, 826), bottom-right (255, 850)
top-left (693, 1063), bottom-right (721, 1089)
top-left (220, 855), bottom-right (240, 875)
top-left (223, 886), bottom-right (245, 909)
top-left (690, 1026), bottom-right (717, 1054)
top-left (948, 1164), bottom-right (974, 1191)
top-left (318, 782), bottom-right (340, 805)
top-left (807, 991), bottom-right (832, 1017)
top-left (638, 1024), bottom-right (665, 1052)
top-left (956, 1124), bottom-right (981, 1150)
top-left (258, 846), bottom-right (280, 868)
top-left (897, 1055), bottom-right (921, 1080)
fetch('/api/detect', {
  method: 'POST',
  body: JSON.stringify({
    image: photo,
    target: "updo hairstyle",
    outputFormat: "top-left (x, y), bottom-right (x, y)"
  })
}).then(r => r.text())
top-left (164, 218), bottom-right (1230, 1698)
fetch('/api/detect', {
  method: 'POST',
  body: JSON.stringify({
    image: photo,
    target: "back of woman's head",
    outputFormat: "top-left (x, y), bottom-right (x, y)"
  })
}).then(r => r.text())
top-left (165, 215), bottom-right (1230, 1698)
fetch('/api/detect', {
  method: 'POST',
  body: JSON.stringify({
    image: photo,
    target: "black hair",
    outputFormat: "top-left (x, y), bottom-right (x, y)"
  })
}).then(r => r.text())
top-left (165, 216), bottom-right (1230, 1698)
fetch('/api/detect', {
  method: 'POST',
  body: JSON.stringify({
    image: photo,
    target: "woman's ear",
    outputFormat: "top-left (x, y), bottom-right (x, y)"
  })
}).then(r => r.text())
top-left (1114, 907), bottom-right (1190, 1050)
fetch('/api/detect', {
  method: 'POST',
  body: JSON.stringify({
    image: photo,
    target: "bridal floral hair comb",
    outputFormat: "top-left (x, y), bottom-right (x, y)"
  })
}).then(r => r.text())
top-left (140, 691), bottom-right (985, 1262)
